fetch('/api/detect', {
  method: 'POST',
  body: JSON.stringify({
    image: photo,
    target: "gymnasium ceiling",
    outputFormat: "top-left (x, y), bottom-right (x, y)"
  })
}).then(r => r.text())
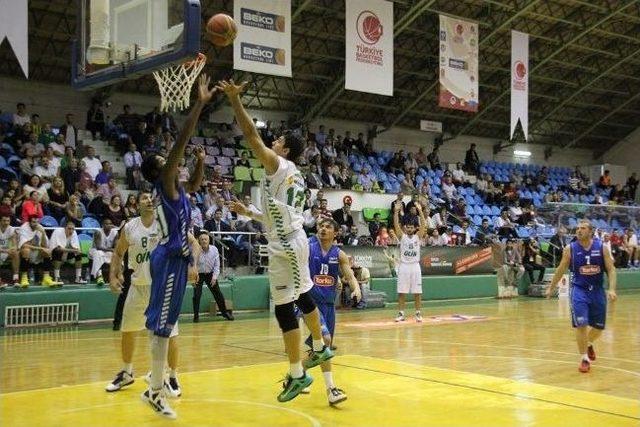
top-left (2, 0), bottom-right (640, 157)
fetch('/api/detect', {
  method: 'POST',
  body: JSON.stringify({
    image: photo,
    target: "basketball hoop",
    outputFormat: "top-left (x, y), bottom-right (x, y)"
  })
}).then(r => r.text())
top-left (153, 53), bottom-right (207, 113)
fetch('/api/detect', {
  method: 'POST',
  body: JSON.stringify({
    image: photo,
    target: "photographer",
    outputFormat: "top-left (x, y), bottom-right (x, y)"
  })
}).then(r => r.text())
top-left (522, 239), bottom-right (546, 284)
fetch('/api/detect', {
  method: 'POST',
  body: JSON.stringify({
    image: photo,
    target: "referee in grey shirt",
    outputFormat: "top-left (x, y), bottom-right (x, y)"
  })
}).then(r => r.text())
top-left (193, 233), bottom-right (234, 322)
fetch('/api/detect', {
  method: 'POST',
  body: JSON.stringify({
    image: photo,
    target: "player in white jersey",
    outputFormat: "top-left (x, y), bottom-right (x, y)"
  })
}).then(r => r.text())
top-left (0, 214), bottom-right (20, 288)
top-left (219, 79), bottom-right (334, 403)
top-left (105, 192), bottom-right (189, 398)
top-left (393, 202), bottom-right (427, 322)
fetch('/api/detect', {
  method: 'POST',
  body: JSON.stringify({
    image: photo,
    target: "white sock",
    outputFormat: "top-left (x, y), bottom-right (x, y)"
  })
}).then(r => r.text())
top-left (416, 310), bottom-right (421, 315)
top-left (75, 268), bottom-right (82, 280)
top-left (169, 368), bottom-right (177, 379)
top-left (290, 362), bottom-right (303, 378)
top-left (54, 269), bottom-right (60, 280)
top-left (12, 273), bottom-right (18, 281)
top-left (582, 353), bottom-right (589, 362)
top-left (398, 311), bottom-right (404, 316)
top-left (123, 363), bottom-right (133, 374)
top-left (312, 339), bottom-right (324, 352)
top-left (323, 371), bottom-right (335, 389)
top-left (149, 334), bottom-right (170, 390)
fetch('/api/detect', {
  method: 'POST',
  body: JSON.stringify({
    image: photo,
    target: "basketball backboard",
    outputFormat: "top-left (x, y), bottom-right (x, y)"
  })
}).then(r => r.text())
top-left (72, 0), bottom-right (201, 91)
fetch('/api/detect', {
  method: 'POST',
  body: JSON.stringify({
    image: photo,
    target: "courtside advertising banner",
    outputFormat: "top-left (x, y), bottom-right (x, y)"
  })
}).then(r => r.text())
top-left (438, 15), bottom-right (478, 112)
top-left (510, 30), bottom-right (529, 140)
top-left (345, 0), bottom-right (394, 96)
top-left (342, 246), bottom-right (494, 278)
top-left (233, 0), bottom-right (292, 77)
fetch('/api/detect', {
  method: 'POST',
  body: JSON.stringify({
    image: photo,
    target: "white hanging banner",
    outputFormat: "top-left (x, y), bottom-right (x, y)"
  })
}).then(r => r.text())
top-left (233, 0), bottom-right (292, 77)
top-left (438, 15), bottom-right (478, 112)
top-left (345, 0), bottom-right (394, 96)
top-left (0, 0), bottom-right (28, 78)
top-left (511, 30), bottom-right (529, 140)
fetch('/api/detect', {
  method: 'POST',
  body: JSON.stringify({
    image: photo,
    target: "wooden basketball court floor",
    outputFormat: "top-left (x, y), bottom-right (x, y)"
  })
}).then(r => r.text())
top-left (1, 292), bottom-right (639, 426)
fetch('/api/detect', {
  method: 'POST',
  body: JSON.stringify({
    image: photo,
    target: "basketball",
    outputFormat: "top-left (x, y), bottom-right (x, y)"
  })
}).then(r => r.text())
top-left (206, 14), bottom-right (237, 47)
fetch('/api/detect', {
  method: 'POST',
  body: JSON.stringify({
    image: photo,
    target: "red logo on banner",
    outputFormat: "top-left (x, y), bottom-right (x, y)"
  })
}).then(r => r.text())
top-left (513, 60), bottom-right (527, 91)
top-left (357, 11), bottom-right (383, 45)
top-left (455, 24), bottom-right (464, 35)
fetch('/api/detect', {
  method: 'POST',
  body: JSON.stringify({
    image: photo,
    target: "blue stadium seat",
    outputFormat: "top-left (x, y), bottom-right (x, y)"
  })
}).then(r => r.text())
top-left (40, 215), bottom-right (59, 228)
top-left (81, 217), bottom-right (101, 229)
top-left (483, 206), bottom-right (492, 216)
top-left (491, 206), bottom-right (501, 216)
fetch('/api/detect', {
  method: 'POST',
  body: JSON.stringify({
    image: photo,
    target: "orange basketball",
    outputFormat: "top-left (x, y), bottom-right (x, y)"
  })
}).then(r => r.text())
top-left (206, 14), bottom-right (237, 47)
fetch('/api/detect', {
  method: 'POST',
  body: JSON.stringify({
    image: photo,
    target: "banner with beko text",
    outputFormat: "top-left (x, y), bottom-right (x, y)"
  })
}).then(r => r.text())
top-left (438, 15), bottom-right (478, 112)
top-left (345, 0), bottom-right (394, 96)
top-left (233, 0), bottom-right (291, 77)
top-left (510, 30), bottom-right (529, 140)
top-left (341, 245), bottom-right (494, 278)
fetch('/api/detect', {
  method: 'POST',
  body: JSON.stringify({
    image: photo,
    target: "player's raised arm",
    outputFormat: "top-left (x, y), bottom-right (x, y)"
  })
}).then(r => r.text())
top-left (602, 245), bottom-right (617, 301)
top-left (338, 250), bottom-right (361, 302)
top-left (546, 245), bottom-right (571, 298)
top-left (217, 80), bottom-right (279, 175)
top-left (109, 228), bottom-right (129, 294)
top-left (229, 200), bottom-right (265, 223)
top-left (161, 74), bottom-right (217, 199)
top-left (393, 204), bottom-right (404, 239)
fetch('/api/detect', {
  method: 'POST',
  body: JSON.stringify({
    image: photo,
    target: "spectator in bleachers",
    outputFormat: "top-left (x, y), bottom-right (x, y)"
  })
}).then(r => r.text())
top-left (30, 114), bottom-right (42, 137)
top-left (202, 183), bottom-right (219, 212)
top-left (21, 190), bottom-right (44, 223)
top-left (49, 221), bottom-right (85, 284)
top-left (236, 151), bottom-right (250, 168)
top-left (113, 105), bottom-right (141, 135)
top-left (432, 206), bottom-right (449, 230)
top-left (427, 147), bottom-right (441, 170)
top-left (475, 173), bottom-right (488, 196)
top-left (310, 189), bottom-right (324, 207)
top-left (522, 239), bottom-right (545, 283)
top-left (61, 157), bottom-right (81, 195)
top-left (473, 218), bottom-right (494, 245)
top-left (177, 158), bottom-right (190, 185)
top-left (387, 152), bottom-right (404, 175)
top-left (343, 131), bottom-right (355, 151)
top-left (464, 143), bottom-right (480, 175)
top-left (86, 102), bottom-right (106, 140)
top-left (315, 125), bottom-right (327, 148)
top-left (627, 172), bottom-right (638, 200)
top-left (205, 195), bottom-right (233, 224)
top-left (321, 163), bottom-right (340, 189)
top-left (428, 228), bottom-right (448, 246)
top-left (598, 170), bottom-right (612, 189)
top-left (123, 194), bottom-right (138, 220)
top-left (13, 103), bottom-right (30, 126)
top-left (538, 167), bottom-right (549, 185)
top-left (42, 146), bottom-right (61, 170)
top-left (568, 172), bottom-right (581, 194)
top-left (400, 169), bottom-right (416, 194)
top-left (336, 164), bottom-right (352, 189)
top-left (368, 212), bottom-right (384, 238)
top-left (322, 139), bottom-right (337, 160)
top-left (0, 195), bottom-right (15, 221)
top-left (123, 143), bottom-right (142, 190)
top-left (303, 204), bottom-right (321, 235)
top-left (234, 195), bottom-right (263, 233)
top-left (209, 165), bottom-right (224, 190)
top-left (405, 193), bottom-right (421, 215)
top-left (357, 166), bottom-right (375, 192)
top-left (60, 113), bottom-right (78, 149)
top-left (23, 176), bottom-right (49, 205)
top-left (404, 153), bottom-right (418, 171)
top-left (189, 195), bottom-right (204, 230)
top-left (46, 177), bottom-right (68, 222)
top-left (81, 146), bottom-right (103, 180)
top-left (18, 215), bottom-right (57, 287)
top-left (97, 177), bottom-right (121, 205)
top-left (219, 180), bottom-right (237, 202)
top-left (341, 224), bottom-right (360, 246)
top-left (19, 147), bottom-right (37, 178)
top-left (303, 141), bottom-right (320, 164)
top-left (404, 205), bottom-right (419, 227)
top-left (95, 161), bottom-right (113, 185)
top-left (64, 193), bottom-right (85, 226)
top-left (623, 228), bottom-right (639, 268)
top-left (494, 210), bottom-right (518, 239)
top-left (0, 214), bottom-right (19, 287)
top-left (502, 239), bottom-right (524, 288)
top-left (145, 106), bottom-right (161, 129)
top-left (306, 164), bottom-right (324, 189)
top-left (375, 226), bottom-right (391, 246)
top-left (508, 199), bottom-right (523, 223)
top-left (441, 174), bottom-right (458, 205)
top-left (39, 123), bottom-right (56, 147)
top-left (609, 184), bottom-right (626, 204)
top-left (130, 121), bottom-right (148, 152)
top-left (35, 156), bottom-right (60, 182)
top-left (451, 198), bottom-right (468, 224)
top-left (547, 227), bottom-right (566, 266)
top-left (59, 145), bottom-right (75, 169)
top-left (452, 163), bottom-right (465, 186)
top-left (332, 196), bottom-right (354, 232)
top-left (318, 198), bottom-right (332, 219)
top-left (21, 132), bottom-right (45, 157)
top-left (104, 195), bottom-right (125, 227)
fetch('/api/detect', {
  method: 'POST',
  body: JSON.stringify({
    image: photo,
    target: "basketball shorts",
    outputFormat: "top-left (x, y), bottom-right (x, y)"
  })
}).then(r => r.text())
top-left (121, 283), bottom-right (178, 337)
top-left (145, 246), bottom-right (189, 337)
top-left (397, 262), bottom-right (422, 294)
top-left (570, 285), bottom-right (606, 329)
top-left (268, 229), bottom-right (314, 305)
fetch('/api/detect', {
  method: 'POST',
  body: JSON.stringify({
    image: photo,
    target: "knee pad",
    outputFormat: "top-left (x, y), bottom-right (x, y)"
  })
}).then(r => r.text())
top-left (274, 301), bottom-right (299, 333)
top-left (296, 291), bottom-right (317, 315)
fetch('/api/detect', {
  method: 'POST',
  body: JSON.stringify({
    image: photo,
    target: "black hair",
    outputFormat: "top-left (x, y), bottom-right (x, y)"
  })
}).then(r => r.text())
top-left (282, 130), bottom-right (305, 161)
top-left (140, 154), bottom-right (163, 183)
top-left (16, 102), bottom-right (25, 108)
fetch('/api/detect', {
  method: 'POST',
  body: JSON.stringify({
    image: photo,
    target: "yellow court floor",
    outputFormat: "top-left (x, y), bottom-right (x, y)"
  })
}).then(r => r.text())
top-left (2, 292), bottom-right (639, 426)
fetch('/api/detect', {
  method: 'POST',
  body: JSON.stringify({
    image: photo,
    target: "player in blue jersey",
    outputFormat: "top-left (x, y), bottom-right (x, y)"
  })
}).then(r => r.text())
top-left (304, 218), bottom-right (361, 405)
top-left (547, 219), bottom-right (617, 373)
top-left (138, 74), bottom-right (215, 418)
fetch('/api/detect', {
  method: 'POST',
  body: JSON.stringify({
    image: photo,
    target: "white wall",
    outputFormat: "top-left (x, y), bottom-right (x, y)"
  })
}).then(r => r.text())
top-left (601, 127), bottom-right (640, 176)
top-left (0, 76), bottom-right (160, 127)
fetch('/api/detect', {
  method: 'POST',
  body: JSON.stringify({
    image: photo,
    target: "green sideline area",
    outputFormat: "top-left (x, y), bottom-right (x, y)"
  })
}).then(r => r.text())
top-left (1, 271), bottom-right (639, 325)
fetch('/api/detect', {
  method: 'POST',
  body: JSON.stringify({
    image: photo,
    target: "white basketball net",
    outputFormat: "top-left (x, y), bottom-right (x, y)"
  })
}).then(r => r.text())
top-left (153, 53), bottom-right (207, 112)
